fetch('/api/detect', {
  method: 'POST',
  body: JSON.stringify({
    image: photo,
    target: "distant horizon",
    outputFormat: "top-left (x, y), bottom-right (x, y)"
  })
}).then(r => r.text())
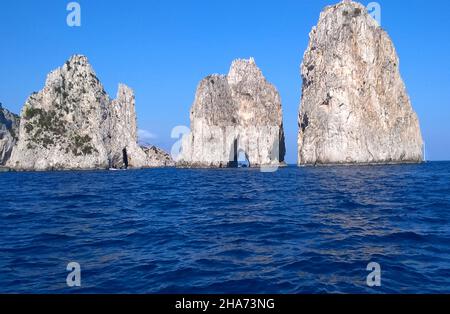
top-left (1, 0), bottom-right (449, 162)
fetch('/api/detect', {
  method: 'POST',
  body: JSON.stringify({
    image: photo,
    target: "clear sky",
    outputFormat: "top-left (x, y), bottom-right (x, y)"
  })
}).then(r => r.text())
top-left (0, 0), bottom-right (449, 163)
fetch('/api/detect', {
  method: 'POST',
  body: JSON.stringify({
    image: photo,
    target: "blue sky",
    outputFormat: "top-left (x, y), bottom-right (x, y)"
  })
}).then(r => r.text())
top-left (0, 0), bottom-right (449, 162)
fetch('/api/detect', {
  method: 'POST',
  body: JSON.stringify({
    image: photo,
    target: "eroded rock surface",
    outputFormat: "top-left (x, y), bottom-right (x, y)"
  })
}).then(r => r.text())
top-left (298, 0), bottom-right (423, 165)
top-left (178, 58), bottom-right (285, 168)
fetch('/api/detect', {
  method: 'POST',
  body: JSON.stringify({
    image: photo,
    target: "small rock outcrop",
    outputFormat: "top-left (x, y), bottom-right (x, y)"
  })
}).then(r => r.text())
top-left (142, 146), bottom-right (175, 167)
top-left (178, 58), bottom-right (285, 168)
top-left (7, 55), bottom-right (172, 170)
top-left (0, 104), bottom-right (19, 165)
top-left (298, 0), bottom-right (423, 165)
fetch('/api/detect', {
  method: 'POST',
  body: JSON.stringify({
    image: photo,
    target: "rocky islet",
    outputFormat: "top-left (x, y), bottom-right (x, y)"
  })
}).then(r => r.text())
top-left (298, 0), bottom-right (423, 165)
top-left (177, 58), bottom-right (286, 168)
top-left (4, 55), bottom-right (173, 171)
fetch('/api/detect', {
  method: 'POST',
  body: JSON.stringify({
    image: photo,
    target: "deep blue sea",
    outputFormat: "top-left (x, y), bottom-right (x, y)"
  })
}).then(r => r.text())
top-left (1, 162), bottom-right (450, 294)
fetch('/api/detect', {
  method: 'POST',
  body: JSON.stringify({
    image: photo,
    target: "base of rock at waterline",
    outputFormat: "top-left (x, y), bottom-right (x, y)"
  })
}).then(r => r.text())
top-left (176, 161), bottom-right (288, 169)
top-left (2, 165), bottom-right (176, 172)
top-left (298, 160), bottom-right (424, 167)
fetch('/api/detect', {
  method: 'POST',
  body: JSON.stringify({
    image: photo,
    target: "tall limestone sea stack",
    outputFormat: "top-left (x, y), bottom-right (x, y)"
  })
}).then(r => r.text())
top-left (298, 0), bottom-right (424, 165)
top-left (6, 55), bottom-right (173, 171)
top-left (0, 104), bottom-right (19, 166)
top-left (178, 58), bottom-right (285, 168)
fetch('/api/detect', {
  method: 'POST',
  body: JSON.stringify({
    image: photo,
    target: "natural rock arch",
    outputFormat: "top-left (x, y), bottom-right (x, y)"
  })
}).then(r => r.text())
top-left (178, 58), bottom-right (285, 168)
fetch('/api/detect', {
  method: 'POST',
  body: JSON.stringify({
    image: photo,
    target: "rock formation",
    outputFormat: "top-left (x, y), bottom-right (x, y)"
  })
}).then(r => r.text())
top-left (7, 55), bottom-right (172, 170)
top-left (178, 58), bottom-right (285, 168)
top-left (0, 104), bottom-right (19, 165)
top-left (108, 84), bottom-right (174, 168)
top-left (298, 0), bottom-right (423, 165)
top-left (142, 145), bottom-right (174, 167)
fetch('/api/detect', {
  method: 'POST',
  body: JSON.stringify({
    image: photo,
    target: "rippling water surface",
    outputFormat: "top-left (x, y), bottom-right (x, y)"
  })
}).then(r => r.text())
top-left (1, 162), bottom-right (450, 293)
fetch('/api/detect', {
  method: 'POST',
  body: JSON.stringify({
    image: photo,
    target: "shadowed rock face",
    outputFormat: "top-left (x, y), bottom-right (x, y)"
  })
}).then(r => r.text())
top-left (7, 55), bottom-right (172, 170)
top-left (298, 0), bottom-right (423, 165)
top-left (0, 104), bottom-right (19, 165)
top-left (178, 58), bottom-right (286, 168)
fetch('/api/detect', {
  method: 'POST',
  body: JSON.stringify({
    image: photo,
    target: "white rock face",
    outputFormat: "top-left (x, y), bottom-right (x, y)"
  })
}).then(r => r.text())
top-left (298, 0), bottom-right (424, 165)
top-left (0, 104), bottom-right (19, 165)
top-left (108, 84), bottom-right (174, 168)
top-left (7, 55), bottom-right (172, 170)
top-left (178, 58), bottom-right (285, 168)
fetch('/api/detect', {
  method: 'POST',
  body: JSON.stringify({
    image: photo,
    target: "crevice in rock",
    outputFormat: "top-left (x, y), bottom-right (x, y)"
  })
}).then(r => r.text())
top-left (300, 114), bottom-right (309, 133)
top-left (122, 147), bottom-right (128, 169)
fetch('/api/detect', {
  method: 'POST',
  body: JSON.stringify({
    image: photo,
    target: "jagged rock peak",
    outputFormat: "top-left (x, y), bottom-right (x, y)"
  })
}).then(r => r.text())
top-left (298, 0), bottom-right (423, 165)
top-left (62, 55), bottom-right (95, 74)
top-left (317, 0), bottom-right (379, 29)
top-left (65, 54), bottom-right (90, 69)
top-left (115, 84), bottom-right (134, 104)
top-left (227, 57), bottom-right (264, 85)
top-left (178, 58), bottom-right (285, 168)
top-left (47, 55), bottom-right (100, 86)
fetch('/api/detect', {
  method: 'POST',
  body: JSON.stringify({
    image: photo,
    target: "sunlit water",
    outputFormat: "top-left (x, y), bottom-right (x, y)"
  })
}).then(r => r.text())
top-left (1, 162), bottom-right (449, 293)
